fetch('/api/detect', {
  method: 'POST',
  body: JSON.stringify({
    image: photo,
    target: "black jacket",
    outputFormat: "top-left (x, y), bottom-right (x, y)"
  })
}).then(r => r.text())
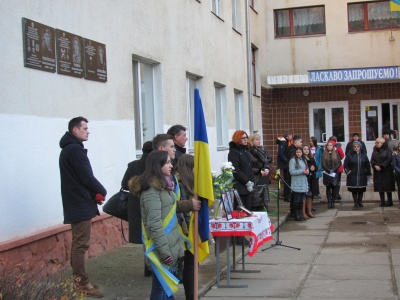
top-left (121, 153), bottom-right (149, 244)
top-left (276, 137), bottom-right (289, 169)
top-left (172, 144), bottom-right (186, 167)
top-left (228, 141), bottom-right (255, 195)
top-left (344, 150), bottom-right (371, 188)
top-left (59, 132), bottom-right (107, 224)
top-left (371, 145), bottom-right (395, 192)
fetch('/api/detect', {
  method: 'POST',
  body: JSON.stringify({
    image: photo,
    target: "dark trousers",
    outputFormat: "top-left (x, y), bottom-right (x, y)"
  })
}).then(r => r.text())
top-left (282, 168), bottom-right (292, 201)
top-left (71, 219), bottom-right (91, 286)
top-left (312, 174), bottom-right (320, 196)
top-left (182, 250), bottom-right (194, 300)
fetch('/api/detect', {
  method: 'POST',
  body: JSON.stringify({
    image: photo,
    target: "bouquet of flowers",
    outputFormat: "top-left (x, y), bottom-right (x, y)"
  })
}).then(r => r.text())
top-left (212, 161), bottom-right (235, 197)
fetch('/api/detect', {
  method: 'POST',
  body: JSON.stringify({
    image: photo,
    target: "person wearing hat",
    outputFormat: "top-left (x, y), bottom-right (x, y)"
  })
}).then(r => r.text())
top-left (345, 133), bottom-right (367, 155)
top-left (344, 140), bottom-right (371, 208)
top-left (382, 129), bottom-right (397, 152)
top-left (121, 140), bottom-right (154, 276)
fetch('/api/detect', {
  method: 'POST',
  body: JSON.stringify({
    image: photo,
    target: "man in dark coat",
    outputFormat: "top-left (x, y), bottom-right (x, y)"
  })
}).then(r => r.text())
top-left (167, 124), bottom-right (188, 167)
top-left (59, 116), bottom-right (106, 298)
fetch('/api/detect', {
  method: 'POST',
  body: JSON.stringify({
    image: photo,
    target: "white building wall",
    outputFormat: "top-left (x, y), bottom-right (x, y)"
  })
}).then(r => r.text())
top-left (0, 1), bottom-right (264, 242)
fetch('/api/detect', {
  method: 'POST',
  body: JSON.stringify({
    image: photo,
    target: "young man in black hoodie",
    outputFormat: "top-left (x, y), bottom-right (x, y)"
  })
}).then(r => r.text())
top-left (59, 116), bottom-right (107, 298)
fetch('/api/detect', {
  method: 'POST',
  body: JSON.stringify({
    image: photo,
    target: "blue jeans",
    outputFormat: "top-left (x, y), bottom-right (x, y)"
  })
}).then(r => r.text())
top-left (150, 265), bottom-right (176, 300)
top-left (293, 192), bottom-right (305, 204)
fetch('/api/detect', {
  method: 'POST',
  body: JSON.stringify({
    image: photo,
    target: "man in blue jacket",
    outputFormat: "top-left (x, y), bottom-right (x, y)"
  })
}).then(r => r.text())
top-left (59, 116), bottom-right (107, 298)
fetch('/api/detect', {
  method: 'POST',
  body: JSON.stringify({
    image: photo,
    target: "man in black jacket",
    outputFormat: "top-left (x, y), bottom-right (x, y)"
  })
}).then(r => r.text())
top-left (276, 131), bottom-right (292, 202)
top-left (167, 124), bottom-right (188, 167)
top-left (59, 116), bottom-right (106, 298)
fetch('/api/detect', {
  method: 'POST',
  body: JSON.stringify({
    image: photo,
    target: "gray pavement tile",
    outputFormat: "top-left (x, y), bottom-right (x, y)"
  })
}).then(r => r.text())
top-left (253, 250), bottom-right (316, 264)
top-left (205, 279), bottom-right (298, 298)
top-left (308, 265), bottom-right (392, 280)
top-left (226, 263), bottom-right (307, 280)
top-left (299, 279), bottom-right (393, 299)
top-left (326, 232), bottom-right (388, 244)
top-left (314, 252), bottom-right (390, 265)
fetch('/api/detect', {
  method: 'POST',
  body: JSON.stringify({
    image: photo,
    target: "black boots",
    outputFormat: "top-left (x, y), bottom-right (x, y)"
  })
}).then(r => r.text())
top-left (357, 193), bottom-right (364, 207)
top-left (327, 188), bottom-right (335, 209)
top-left (295, 201), bottom-right (304, 221)
top-left (379, 192), bottom-right (385, 207)
top-left (352, 192), bottom-right (358, 208)
top-left (385, 193), bottom-right (393, 207)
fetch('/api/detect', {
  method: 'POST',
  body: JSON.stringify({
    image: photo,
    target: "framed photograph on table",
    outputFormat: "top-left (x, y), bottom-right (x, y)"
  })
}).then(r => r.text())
top-left (237, 205), bottom-right (253, 217)
top-left (233, 189), bottom-right (243, 207)
top-left (222, 192), bottom-right (233, 221)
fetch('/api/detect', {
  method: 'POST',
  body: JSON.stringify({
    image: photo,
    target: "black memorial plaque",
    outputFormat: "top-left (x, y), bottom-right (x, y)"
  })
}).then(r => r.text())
top-left (22, 18), bottom-right (56, 72)
top-left (56, 30), bottom-right (84, 78)
top-left (83, 38), bottom-right (107, 82)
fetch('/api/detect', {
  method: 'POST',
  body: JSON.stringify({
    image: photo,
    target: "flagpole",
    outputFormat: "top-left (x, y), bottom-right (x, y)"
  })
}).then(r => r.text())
top-left (194, 195), bottom-right (199, 299)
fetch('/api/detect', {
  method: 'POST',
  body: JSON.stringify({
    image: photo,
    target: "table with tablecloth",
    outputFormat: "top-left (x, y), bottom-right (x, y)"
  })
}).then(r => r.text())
top-left (209, 211), bottom-right (274, 287)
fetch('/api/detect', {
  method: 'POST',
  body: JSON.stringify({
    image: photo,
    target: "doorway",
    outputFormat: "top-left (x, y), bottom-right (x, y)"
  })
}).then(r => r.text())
top-left (309, 101), bottom-right (349, 146)
top-left (361, 100), bottom-right (400, 156)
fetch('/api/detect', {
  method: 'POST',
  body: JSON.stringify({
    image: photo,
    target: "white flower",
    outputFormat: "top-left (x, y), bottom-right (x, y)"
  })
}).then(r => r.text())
top-left (221, 161), bottom-right (235, 171)
top-left (211, 170), bottom-right (218, 177)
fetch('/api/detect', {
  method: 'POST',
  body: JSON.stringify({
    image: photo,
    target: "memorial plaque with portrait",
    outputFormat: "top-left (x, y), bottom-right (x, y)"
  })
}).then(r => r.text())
top-left (22, 18), bottom-right (56, 72)
top-left (83, 38), bottom-right (107, 82)
top-left (56, 30), bottom-right (83, 78)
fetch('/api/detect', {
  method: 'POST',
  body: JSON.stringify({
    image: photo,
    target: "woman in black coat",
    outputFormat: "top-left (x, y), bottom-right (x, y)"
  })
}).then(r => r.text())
top-left (343, 141), bottom-right (371, 208)
top-left (392, 141), bottom-right (400, 209)
top-left (228, 130), bottom-right (256, 211)
top-left (370, 137), bottom-right (395, 207)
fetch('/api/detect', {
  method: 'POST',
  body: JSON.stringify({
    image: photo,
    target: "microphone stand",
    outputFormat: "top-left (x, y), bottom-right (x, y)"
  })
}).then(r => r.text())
top-left (262, 173), bottom-right (300, 251)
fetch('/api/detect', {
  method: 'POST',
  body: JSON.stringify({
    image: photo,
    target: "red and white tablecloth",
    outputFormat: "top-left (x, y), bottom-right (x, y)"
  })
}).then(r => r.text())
top-left (209, 212), bottom-right (274, 256)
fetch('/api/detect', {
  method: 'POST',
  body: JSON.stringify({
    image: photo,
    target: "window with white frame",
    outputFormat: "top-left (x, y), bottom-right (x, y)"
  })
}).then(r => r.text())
top-left (234, 89), bottom-right (245, 129)
top-left (215, 84), bottom-right (228, 148)
top-left (232, 0), bottom-right (241, 32)
top-left (211, 0), bottom-right (223, 18)
top-left (186, 74), bottom-right (202, 149)
top-left (251, 46), bottom-right (257, 95)
top-left (133, 59), bottom-right (159, 151)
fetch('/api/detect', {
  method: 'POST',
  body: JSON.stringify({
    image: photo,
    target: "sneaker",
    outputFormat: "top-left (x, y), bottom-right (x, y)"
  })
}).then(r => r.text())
top-left (78, 283), bottom-right (104, 298)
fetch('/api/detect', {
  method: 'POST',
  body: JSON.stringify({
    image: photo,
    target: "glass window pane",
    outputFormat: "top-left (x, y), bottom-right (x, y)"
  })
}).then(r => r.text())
top-left (331, 108), bottom-right (345, 142)
top-left (275, 10), bottom-right (290, 37)
top-left (365, 106), bottom-right (378, 141)
top-left (215, 87), bottom-right (223, 146)
top-left (368, 2), bottom-right (390, 29)
top-left (392, 105), bottom-right (399, 140)
top-left (348, 3), bottom-right (364, 31)
top-left (294, 7), bottom-right (325, 35)
top-left (140, 62), bottom-right (155, 144)
top-left (313, 108), bottom-right (326, 143)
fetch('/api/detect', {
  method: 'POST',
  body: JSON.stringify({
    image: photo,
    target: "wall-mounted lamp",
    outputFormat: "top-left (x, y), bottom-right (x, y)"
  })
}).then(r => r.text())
top-left (349, 86), bottom-right (357, 95)
top-left (303, 89), bottom-right (310, 97)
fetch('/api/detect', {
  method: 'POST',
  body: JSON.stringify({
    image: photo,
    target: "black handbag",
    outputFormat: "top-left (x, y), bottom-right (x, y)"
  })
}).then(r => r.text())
top-left (103, 188), bottom-right (129, 221)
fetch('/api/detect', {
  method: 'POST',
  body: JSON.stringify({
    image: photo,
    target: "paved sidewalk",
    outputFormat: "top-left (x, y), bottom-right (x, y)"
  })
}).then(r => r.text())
top-left (82, 181), bottom-right (400, 299)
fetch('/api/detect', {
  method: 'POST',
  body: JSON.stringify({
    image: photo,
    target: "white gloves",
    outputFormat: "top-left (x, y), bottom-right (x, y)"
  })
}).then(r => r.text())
top-left (245, 181), bottom-right (254, 192)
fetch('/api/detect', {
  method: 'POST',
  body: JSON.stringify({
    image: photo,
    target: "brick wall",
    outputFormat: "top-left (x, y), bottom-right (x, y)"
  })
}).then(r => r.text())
top-left (261, 83), bottom-right (400, 166)
top-left (0, 215), bottom-right (128, 275)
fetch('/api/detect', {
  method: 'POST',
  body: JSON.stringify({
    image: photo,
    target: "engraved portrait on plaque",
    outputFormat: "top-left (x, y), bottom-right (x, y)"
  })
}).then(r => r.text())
top-left (56, 29), bottom-right (83, 78)
top-left (83, 38), bottom-right (107, 82)
top-left (23, 18), bottom-right (56, 72)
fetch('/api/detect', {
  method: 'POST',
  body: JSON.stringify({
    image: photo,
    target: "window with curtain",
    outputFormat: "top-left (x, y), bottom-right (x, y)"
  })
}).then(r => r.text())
top-left (232, 0), bottom-right (241, 32)
top-left (133, 60), bottom-right (157, 151)
top-left (275, 6), bottom-right (326, 37)
top-left (215, 84), bottom-right (228, 148)
top-left (348, 1), bottom-right (400, 32)
top-left (186, 74), bottom-right (202, 149)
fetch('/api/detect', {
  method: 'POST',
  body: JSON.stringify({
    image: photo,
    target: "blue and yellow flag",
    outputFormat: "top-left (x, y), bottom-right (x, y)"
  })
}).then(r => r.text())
top-left (188, 88), bottom-right (214, 263)
top-left (390, 0), bottom-right (400, 12)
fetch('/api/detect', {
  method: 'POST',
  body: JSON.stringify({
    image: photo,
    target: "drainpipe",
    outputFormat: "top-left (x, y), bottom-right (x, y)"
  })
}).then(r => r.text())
top-left (245, 0), bottom-right (254, 133)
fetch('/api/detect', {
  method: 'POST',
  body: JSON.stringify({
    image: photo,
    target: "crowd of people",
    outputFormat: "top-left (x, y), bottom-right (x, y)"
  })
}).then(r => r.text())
top-left (59, 117), bottom-right (400, 299)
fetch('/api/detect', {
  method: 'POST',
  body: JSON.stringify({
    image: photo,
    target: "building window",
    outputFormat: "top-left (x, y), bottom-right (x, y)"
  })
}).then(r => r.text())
top-left (214, 84), bottom-right (228, 148)
top-left (133, 59), bottom-right (159, 151)
top-left (274, 6), bottom-right (326, 37)
top-left (232, 0), bottom-right (241, 32)
top-left (186, 74), bottom-right (203, 149)
top-left (234, 90), bottom-right (245, 129)
top-left (211, 0), bottom-right (223, 18)
top-left (249, 0), bottom-right (255, 10)
top-left (348, 1), bottom-right (400, 32)
top-left (252, 46), bottom-right (257, 95)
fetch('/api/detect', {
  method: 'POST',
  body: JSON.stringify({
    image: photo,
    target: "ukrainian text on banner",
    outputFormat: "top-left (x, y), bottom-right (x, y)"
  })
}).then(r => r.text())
top-left (309, 66), bottom-right (399, 83)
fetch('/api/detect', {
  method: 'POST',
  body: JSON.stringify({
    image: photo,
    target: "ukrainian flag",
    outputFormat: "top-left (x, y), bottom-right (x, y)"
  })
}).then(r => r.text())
top-left (188, 88), bottom-right (214, 263)
top-left (390, 0), bottom-right (400, 12)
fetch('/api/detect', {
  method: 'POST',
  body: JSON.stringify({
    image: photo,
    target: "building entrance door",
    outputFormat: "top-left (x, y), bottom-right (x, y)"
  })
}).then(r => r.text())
top-left (361, 100), bottom-right (400, 156)
top-left (309, 101), bottom-right (349, 146)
